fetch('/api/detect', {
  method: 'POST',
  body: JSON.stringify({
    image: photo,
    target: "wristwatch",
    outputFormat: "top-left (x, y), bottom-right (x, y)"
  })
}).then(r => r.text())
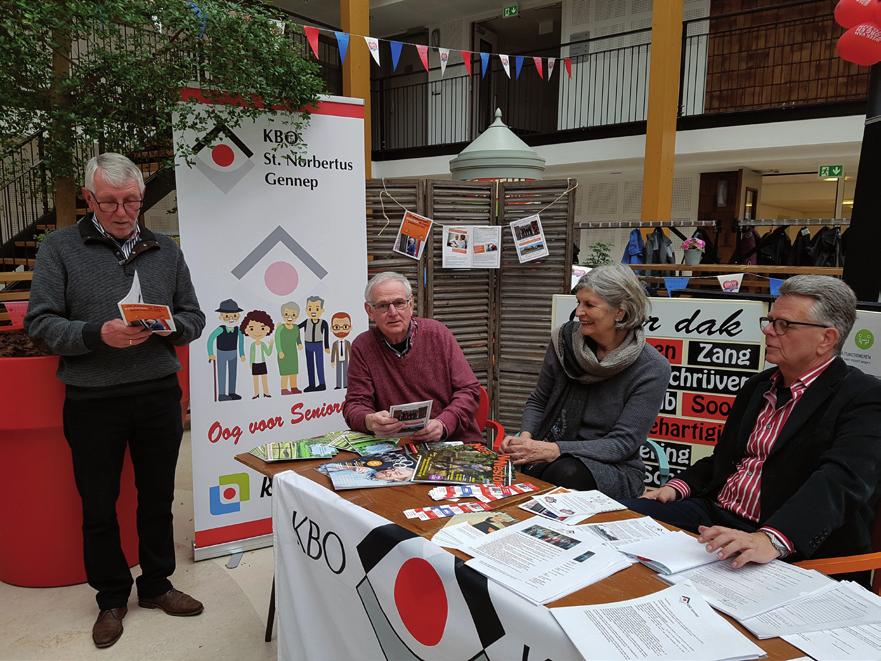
top-left (763, 531), bottom-right (788, 558)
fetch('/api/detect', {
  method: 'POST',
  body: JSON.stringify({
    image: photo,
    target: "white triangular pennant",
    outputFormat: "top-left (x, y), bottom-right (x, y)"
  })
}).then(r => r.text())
top-left (717, 273), bottom-right (744, 293)
top-left (499, 54), bottom-right (511, 78)
top-left (439, 48), bottom-right (450, 76)
top-left (547, 57), bottom-right (556, 79)
top-left (364, 36), bottom-right (381, 66)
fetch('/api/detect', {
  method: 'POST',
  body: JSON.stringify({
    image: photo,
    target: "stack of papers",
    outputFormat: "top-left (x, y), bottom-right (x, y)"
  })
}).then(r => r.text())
top-left (465, 517), bottom-right (631, 604)
top-left (519, 487), bottom-right (625, 524)
top-left (249, 441), bottom-right (337, 461)
top-left (618, 530), bottom-right (719, 575)
top-left (431, 512), bottom-right (518, 551)
top-left (550, 581), bottom-right (765, 660)
top-left (581, 516), bottom-right (671, 549)
top-left (322, 430), bottom-right (403, 456)
top-left (785, 622), bottom-right (881, 660)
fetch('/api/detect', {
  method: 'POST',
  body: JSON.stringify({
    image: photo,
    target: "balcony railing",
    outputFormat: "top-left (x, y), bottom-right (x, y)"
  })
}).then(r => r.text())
top-left (370, 0), bottom-right (868, 156)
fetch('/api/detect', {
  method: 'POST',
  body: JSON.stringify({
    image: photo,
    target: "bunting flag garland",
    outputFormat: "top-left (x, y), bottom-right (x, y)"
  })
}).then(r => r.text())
top-left (716, 273), bottom-right (744, 293)
top-left (664, 277), bottom-right (690, 296)
top-left (303, 25), bottom-right (320, 59)
top-left (499, 54), bottom-right (511, 78)
top-left (564, 57), bottom-right (573, 78)
top-left (364, 36), bottom-right (381, 65)
top-left (547, 57), bottom-right (556, 79)
top-left (533, 56), bottom-right (544, 79)
top-left (461, 51), bottom-right (473, 76)
top-left (334, 31), bottom-right (350, 64)
top-left (439, 48), bottom-right (450, 76)
top-left (515, 55), bottom-right (524, 79)
top-left (768, 277), bottom-right (785, 296)
top-left (416, 44), bottom-right (429, 72)
top-left (480, 52), bottom-right (490, 78)
top-left (390, 40), bottom-right (404, 71)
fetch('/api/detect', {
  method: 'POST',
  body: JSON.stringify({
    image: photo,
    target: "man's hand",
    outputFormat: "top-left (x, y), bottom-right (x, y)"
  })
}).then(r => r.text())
top-left (278, 351), bottom-right (285, 360)
top-left (365, 411), bottom-right (405, 437)
top-left (208, 355), bottom-right (216, 363)
top-left (101, 319), bottom-right (151, 348)
top-left (410, 419), bottom-right (444, 442)
top-left (641, 485), bottom-right (680, 502)
top-left (501, 434), bottom-right (560, 465)
top-left (697, 526), bottom-right (780, 569)
top-left (240, 355), bottom-right (246, 362)
top-left (325, 347), bottom-right (331, 354)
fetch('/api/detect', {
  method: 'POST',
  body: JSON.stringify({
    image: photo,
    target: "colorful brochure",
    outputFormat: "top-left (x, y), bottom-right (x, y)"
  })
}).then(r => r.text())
top-left (393, 210), bottom-right (433, 261)
top-left (411, 443), bottom-right (512, 486)
top-left (249, 441), bottom-right (337, 462)
top-left (118, 271), bottom-right (176, 332)
top-left (388, 399), bottom-right (432, 432)
top-left (441, 225), bottom-right (502, 269)
top-left (316, 449), bottom-right (418, 490)
top-left (510, 213), bottom-right (549, 263)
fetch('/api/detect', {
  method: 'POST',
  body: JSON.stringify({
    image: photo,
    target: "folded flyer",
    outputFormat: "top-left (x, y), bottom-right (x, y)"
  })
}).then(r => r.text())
top-left (316, 449), bottom-right (417, 490)
top-left (249, 441), bottom-right (337, 462)
top-left (118, 271), bottom-right (176, 332)
top-left (389, 399), bottom-right (432, 432)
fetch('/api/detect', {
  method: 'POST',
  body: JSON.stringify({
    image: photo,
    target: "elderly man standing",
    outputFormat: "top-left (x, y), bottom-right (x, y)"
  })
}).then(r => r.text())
top-left (623, 275), bottom-right (881, 569)
top-left (26, 153), bottom-right (206, 648)
top-left (343, 271), bottom-right (482, 442)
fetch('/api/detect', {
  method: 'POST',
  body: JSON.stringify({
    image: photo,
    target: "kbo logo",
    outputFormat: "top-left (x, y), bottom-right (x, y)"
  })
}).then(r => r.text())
top-left (209, 472), bottom-right (250, 515)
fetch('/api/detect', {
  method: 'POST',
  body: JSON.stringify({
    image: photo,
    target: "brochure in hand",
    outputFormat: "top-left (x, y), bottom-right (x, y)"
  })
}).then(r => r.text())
top-left (249, 441), bottom-right (337, 462)
top-left (316, 449), bottom-right (418, 490)
top-left (117, 271), bottom-right (176, 332)
top-left (411, 443), bottom-right (513, 486)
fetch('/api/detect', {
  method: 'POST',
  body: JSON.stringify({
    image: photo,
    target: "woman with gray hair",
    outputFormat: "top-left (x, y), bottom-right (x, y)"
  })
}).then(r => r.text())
top-left (501, 263), bottom-right (670, 498)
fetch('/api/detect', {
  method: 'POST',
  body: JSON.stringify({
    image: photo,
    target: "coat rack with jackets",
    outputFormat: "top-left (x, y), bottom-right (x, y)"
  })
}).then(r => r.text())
top-left (734, 218), bottom-right (850, 268)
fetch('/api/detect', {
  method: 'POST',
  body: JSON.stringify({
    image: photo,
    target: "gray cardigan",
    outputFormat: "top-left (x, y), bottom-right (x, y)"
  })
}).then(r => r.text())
top-left (26, 218), bottom-right (205, 394)
top-left (521, 342), bottom-right (671, 499)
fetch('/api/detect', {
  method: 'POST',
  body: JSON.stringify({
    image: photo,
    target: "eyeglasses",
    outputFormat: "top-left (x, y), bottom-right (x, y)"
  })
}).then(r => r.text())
top-left (759, 316), bottom-right (830, 335)
top-left (370, 298), bottom-right (411, 313)
top-left (89, 192), bottom-right (143, 214)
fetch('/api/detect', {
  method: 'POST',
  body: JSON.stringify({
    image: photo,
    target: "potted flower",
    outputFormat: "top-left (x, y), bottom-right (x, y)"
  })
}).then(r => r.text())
top-left (682, 237), bottom-right (706, 265)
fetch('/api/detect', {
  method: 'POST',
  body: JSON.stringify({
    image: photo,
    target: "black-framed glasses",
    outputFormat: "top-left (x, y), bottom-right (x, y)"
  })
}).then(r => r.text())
top-left (759, 316), bottom-right (829, 335)
top-left (370, 298), bottom-right (411, 313)
top-left (88, 192), bottom-right (143, 214)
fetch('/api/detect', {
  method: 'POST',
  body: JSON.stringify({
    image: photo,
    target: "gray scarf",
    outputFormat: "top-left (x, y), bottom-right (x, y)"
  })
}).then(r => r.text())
top-left (536, 321), bottom-right (646, 443)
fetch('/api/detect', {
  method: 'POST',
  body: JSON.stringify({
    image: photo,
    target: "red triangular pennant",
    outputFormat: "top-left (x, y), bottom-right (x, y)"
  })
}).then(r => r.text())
top-left (460, 51), bottom-right (473, 76)
top-left (533, 56), bottom-right (543, 79)
top-left (416, 44), bottom-right (429, 72)
top-left (564, 57), bottom-right (572, 78)
top-left (303, 26), bottom-right (320, 59)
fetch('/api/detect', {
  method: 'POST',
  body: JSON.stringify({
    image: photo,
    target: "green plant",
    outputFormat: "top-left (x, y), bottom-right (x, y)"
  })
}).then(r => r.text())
top-left (581, 241), bottom-right (613, 267)
top-left (1, 0), bottom-right (325, 225)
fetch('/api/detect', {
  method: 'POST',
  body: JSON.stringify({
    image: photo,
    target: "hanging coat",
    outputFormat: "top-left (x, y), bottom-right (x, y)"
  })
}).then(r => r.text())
top-left (645, 228), bottom-right (674, 265)
top-left (621, 229), bottom-right (646, 264)
top-left (757, 226), bottom-right (792, 266)
top-left (790, 227), bottom-right (813, 266)
top-left (731, 226), bottom-right (758, 265)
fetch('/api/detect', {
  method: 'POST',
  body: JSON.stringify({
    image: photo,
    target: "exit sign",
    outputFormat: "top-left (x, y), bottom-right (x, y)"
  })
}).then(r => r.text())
top-left (503, 4), bottom-right (519, 18)
top-left (819, 164), bottom-right (844, 178)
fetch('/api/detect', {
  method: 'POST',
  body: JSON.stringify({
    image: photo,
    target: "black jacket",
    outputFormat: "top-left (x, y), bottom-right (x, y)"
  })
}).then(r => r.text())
top-left (677, 358), bottom-right (881, 559)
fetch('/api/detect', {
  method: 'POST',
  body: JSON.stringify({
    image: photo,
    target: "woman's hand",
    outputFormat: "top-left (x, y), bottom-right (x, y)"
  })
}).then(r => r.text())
top-left (502, 434), bottom-right (561, 465)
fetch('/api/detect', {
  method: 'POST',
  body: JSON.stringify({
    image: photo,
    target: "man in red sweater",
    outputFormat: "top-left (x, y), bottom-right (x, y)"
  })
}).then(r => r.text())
top-left (343, 272), bottom-right (482, 442)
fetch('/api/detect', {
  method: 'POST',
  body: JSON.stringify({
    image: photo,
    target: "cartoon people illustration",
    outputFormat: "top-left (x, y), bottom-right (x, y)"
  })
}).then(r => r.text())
top-left (329, 312), bottom-right (352, 390)
top-left (241, 310), bottom-right (275, 399)
top-left (207, 299), bottom-right (246, 401)
top-left (275, 301), bottom-right (303, 395)
top-left (298, 295), bottom-right (330, 392)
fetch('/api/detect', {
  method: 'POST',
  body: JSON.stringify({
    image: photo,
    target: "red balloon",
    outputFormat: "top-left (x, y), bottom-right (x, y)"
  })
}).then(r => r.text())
top-left (838, 22), bottom-right (881, 66)
top-left (835, 0), bottom-right (878, 29)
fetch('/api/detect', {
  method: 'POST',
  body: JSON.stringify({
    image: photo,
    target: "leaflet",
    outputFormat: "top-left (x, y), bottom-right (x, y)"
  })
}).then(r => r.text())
top-left (432, 512), bottom-right (518, 552)
top-left (532, 489), bottom-right (626, 518)
top-left (550, 581), bottom-right (765, 661)
top-left (519, 487), bottom-right (590, 524)
top-left (619, 530), bottom-right (719, 575)
top-left (388, 399), bottom-right (432, 432)
top-left (582, 516), bottom-right (671, 549)
top-left (316, 450), bottom-right (417, 490)
top-left (510, 213), bottom-right (549, 263)
top-left (465, 517), bottom-right (630, 604)
top-left (117, 271), bottom-right (176, 332)
top-left (784, 623), bottom-right (881, 660)
top-left (741, 580), bottom-right (881, 639)
top-left (393, 210), bottom-right (432, 261)
top-left (441, 225), bottom-right (502, 269)
top-left (249, 441), bottom-right (337, 462)
top-left (663, 559), bottom-right (832, 620)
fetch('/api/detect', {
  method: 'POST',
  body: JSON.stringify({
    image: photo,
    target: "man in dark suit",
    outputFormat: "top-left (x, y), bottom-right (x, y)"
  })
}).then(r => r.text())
top-left (624, 275), bottom-right (881, 568)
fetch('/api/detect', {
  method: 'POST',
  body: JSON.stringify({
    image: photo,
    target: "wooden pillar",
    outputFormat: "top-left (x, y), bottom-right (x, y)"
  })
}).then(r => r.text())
top-left (340, 0), bottom-right (372, 178)
top-left (641, 1), bottom-right (684, 222)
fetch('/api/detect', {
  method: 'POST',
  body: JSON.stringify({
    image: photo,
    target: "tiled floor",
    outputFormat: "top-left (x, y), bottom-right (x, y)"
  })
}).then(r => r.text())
top-left (1, 431), bottom-right (277, 661)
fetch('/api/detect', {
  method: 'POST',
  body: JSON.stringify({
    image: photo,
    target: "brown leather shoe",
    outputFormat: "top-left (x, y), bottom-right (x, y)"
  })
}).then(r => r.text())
top-left (92, 607), bottom-right (126, 648)
top-left (138, 588), bottom-right (203, 616)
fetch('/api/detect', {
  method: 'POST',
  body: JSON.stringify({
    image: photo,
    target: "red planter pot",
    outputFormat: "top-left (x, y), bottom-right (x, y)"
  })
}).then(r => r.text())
top-left (0, 353), bottom-right (140, 587)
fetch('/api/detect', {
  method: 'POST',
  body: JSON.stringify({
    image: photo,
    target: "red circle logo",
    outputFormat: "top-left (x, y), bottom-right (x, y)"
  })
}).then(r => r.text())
top-left (211, 144), bottom-right (235, 167)
top-left (393, 558), bottom-right (448, 645)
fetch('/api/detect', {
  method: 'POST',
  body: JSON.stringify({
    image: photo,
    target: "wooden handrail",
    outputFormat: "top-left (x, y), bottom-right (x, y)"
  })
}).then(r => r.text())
top-left (0, 271), bottom-right (34, 283)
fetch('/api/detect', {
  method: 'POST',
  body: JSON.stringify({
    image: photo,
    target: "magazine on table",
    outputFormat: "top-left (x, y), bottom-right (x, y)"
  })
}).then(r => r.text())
top-left (249, 440), bottom-right (337, 462)
top-left (388, 399), bottom-right (433, 432)
top-left (316, 449), bottom-right (417, 490)
top-left (117, 271), bottom-right (176, 332)
top-left (411, 443), bottom-right (512, 486)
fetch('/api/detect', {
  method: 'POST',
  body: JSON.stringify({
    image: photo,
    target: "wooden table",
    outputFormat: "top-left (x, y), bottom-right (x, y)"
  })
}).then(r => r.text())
top-left (236, 451), bottom-right (802, 660)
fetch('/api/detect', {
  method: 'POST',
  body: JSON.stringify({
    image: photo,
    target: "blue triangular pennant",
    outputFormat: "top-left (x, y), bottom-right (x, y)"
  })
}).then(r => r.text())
top-left (334, 31), bottom-right (350, 64)
top-left (480, 52), bottom-right (490, 78)
top-left (664, 277), bottom-right (690, 297)
top-left (515, 56), bottom-right (524, 79)
top-left (390, 41), bottom-right (404, 71)
top-left (768, 277), bottom-right (785, 296)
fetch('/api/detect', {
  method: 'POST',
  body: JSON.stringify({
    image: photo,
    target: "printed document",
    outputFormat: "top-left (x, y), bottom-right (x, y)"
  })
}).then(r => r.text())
top-left (465, 517), bottom-right (630, 604)
top-left (582, 517), bottom-right (671, 549)
top-left (441, 225), bottom-right (501, 269)
top-left (532, 489), bottom-right (625, 518)
top-left (784, 623), bottom-right (881, 660)
top-left (663, 559), bottom-right (831, 620)
top-left (619, 530), bottom-right (719, 575)
top-left (550, 581), bottom-right (765, 661)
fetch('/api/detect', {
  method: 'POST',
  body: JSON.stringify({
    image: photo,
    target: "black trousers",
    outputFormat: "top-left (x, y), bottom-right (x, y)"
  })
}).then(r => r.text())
top-left (63, 386), bottom-right (183, 610)
top-left (522, 454), bottom-right (598, 490)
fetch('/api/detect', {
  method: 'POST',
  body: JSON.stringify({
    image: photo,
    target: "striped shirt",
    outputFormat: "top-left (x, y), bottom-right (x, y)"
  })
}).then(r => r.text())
top-left (668, 357), bottom-right (835, 554)
top-left (91, 215), bottom-right (141, 260)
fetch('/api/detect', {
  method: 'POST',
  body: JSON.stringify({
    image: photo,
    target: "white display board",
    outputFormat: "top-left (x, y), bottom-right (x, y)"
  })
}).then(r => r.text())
top-left (842, 309), bottom-right (881, 380)
top-left (174, 93), bottom-right (366, 559)
top-left (551, 295), bottom-right (768, 486)
top-left (274, 470), bottom-right (581, 661)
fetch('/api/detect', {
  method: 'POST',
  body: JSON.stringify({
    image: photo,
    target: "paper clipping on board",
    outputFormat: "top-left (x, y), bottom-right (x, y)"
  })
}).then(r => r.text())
top-left (117, 271), bottom-right (176, 332)
top-left (510, 213), bottom-right (549, 263)
top-left (550, 581), bottom-right (765, 661)
top-left (442, 225), bottom-right (502, 269)
top-left (393, 210), bottom-right (433, 261)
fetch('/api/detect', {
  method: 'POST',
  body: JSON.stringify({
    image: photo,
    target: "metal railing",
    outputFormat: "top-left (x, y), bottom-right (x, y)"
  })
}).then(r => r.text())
top-left (0, 134), bottom-right (50, 262)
